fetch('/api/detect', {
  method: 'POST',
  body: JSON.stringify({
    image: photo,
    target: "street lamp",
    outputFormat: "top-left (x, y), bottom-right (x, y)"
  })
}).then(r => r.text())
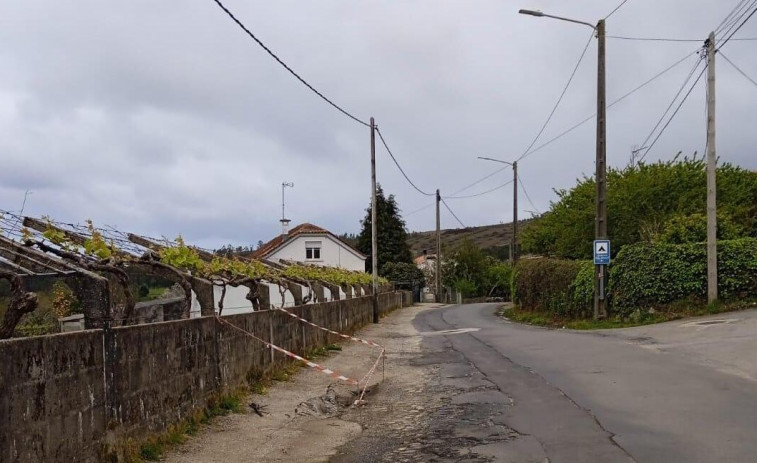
top-left (477, 157), bottom-right (519, 262)
top-left (519, 8), bottom-right (608, 319)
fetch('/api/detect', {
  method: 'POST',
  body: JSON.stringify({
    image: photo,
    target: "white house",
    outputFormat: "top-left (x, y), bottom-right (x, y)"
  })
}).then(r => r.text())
top-left (252, 222), bottom-right (367, 272)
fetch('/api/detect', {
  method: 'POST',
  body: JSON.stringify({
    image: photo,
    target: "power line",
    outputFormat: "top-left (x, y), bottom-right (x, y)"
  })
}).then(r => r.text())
top-left (717, 0), bottom-right (757, 40)
top-left (716, 0), bottom-right (751, 34)
top-left (405, 202), bottom-right (435, 217)
top-left (719, 51), bottom-right (757, 87)
top-left (375, 128), bottom-right (435, 197)
top-left (608, 35), bottom-right (703, 42)
top-left (440, 198), bottom-right (466, 228)
top-left (518, 176), bottom-right (541, 215)
top-left (516, 31), bottom-right (595, 162)
top-left (445, 180), bottom-right (514, 200)
top-left (636, 54), bottom-right (705, 161)
top-left (638, 65), bottom-right (707, 163)
top-left (719, 2), bottom-right (757, 49)
top-left (447, 165), bottom-right (510, 197)
top-left (210, 0), bottom-right (369, 127)
top-left (609, 35), bottom-right (757, 42)
top-left (605, 0), bottom-right (630, 19)
top-left (518, 49), bottom-right (699, 162)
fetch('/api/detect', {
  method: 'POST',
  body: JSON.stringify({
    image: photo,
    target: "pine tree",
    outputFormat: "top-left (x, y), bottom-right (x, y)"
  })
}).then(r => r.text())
top-left (357, 185), bottom-right (413, 273)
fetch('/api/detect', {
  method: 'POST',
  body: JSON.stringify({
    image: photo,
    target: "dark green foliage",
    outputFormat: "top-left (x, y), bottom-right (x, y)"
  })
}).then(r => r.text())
top-left (611, 239), bottom-right (757, 315)
top-left (512, 239), bottom-right (757, 320)
top-left (511, 258), bottom-right (592, 318)
top-left (522, 156), bottom-right (757, 258)
top-left (357, 185), bottom-right (413, 271)
top-left (659, 212), bottom-right (745, 244)
top-left (138, 284), bottom-right (150, 299)
top-left (442, 240), bottom-right (513, 298)
top-left (381, 262), bottom-right (426, 289)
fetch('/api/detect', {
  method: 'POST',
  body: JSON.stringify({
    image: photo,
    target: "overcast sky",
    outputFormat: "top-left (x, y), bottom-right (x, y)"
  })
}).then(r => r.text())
top-left (1, 0), bottom-right (755, 249)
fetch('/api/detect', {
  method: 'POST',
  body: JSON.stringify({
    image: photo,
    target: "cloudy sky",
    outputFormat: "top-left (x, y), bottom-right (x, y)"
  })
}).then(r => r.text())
top-left (1, 0), bottom-right (755, 249)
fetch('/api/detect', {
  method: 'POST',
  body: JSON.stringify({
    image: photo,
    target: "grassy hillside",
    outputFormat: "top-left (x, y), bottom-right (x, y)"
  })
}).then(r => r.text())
top-left (406, 222), bottom-right (525, 258)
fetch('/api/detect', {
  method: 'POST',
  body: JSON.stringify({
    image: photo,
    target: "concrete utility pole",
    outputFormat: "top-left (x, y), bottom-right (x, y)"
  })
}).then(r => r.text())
top-left (518, 9), bottom-right (608, 319)
top-left (477, 157), bottom-right (518, 262)
top-left (436, 189), bottom-right (441, 303)
top-left (594, 19), bottom-right (608, 320)
top-left (370, 117), bottom-right (379, 323)
top-left (706, 32), bottom-right (718, 304)
top-left (512, 161), bottom-right (519, 262)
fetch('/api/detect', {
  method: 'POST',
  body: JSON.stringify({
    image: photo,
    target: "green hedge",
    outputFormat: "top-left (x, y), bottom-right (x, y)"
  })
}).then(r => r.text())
top-left (511, 258), bottom-right (593, 318)
top-left (513, 238), bottom-right (757, 319)
top-left (611, 238), bottom-right (757, 314)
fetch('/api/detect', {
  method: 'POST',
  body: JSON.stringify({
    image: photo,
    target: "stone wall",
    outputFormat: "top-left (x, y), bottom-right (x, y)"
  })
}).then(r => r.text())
top-left (0, 292), bottom-right (411, 463)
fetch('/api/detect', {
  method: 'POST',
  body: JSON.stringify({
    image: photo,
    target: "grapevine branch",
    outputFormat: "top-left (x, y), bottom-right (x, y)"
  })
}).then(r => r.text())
top-left (0, 271), bottom-right (38, 339)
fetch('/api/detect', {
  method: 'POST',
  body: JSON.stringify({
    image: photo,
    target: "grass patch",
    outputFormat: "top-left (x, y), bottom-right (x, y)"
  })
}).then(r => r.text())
top-left (501, 299), bottom-right (757, 331)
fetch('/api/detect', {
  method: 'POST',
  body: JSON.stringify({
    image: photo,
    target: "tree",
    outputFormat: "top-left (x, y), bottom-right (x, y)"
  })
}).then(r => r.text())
top-left (522, 155), bottom-right (757, 259)
top-left (357, 184), bottom-right (413, 272)
top-left (381, 262), bottom-right (426, 291)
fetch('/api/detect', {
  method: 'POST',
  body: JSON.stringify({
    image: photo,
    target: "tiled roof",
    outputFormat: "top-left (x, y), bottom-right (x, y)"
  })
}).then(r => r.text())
top-left (252, 223), bottom-right (366, 259)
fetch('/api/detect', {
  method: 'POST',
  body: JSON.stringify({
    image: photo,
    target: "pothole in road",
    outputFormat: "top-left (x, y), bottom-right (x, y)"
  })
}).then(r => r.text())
top-left (419, 328), bottom-right (481, 337)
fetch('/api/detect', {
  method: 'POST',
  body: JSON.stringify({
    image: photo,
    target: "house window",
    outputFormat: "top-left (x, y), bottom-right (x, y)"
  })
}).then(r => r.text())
top-left (305, 241), bottom-right (322, 260)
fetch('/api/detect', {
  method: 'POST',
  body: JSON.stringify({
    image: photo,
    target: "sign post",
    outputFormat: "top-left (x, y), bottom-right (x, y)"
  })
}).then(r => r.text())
top-left (593, 240), bottom-right (610, 302)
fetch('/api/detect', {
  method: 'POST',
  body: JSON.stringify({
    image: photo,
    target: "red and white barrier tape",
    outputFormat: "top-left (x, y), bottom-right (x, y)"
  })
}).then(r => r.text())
top-left (274, 307), bottom-right (385, 350)
top-left (214, 314), bottom-right (359, 386)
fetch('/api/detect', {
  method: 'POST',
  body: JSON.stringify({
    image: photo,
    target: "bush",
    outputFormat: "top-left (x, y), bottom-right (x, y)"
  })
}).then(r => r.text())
top-left (611, 238), bottom-right (757, 314)
top-left (512, 258), bottom-right (592, 318)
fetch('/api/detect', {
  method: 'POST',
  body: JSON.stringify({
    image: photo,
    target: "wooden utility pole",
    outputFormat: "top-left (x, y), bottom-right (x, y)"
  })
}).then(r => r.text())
top-left (370, 117), bottom-right (379, 323)
top-left (594, 19), bottom-right (608, 320)
top-left (435, 189), bottom-right (441, 303)
top-left (512, 161), bottom-right (519, 262)
top-left (706, 32), bottom-right (718, 304)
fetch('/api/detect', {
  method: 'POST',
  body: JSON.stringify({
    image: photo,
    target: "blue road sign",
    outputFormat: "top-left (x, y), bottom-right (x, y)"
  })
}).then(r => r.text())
top-left (594, 240), bottom-right (611, 265)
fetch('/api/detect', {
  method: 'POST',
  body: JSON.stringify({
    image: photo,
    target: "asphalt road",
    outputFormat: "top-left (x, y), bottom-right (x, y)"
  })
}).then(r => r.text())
top-left (415, 303), bottom-right (757, 463)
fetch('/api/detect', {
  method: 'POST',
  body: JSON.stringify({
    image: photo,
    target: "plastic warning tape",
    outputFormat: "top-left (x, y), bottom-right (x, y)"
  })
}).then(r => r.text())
top-left (275, 307), bottom-right (385, 350)
top-left (214, 314), bottom-right (359, 386)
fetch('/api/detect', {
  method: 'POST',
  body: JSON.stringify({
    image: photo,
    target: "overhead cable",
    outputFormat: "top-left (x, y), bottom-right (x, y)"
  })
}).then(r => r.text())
top-left (718, 2), bottom-right (757, 49)
top-left (518, 176), bottom-right (541, 215)
top-left (719, 51), bottom-right (757, 87)
top-left (605, 0), bottom-right (630, 19)
top-left (445, 180), bottom-right (514, 200)
top-left (637, 66), bottom-right (707, 163)
top-left (636, 55), bottom-right (705, 161)
top-left (440, 198), bottom-right (466, 228)
top-left (517, 49), bottom-right (699, 162)
top-left (609, 35), bottom-right (757, 42)
top-left (375, 128), bottom-right (435, 197)
top-left (515, 31), bottom-right (595, 162)
top-left (210, 0), bottom-right (369, 127)
top-left (717, 0), bottom-right (757, 40)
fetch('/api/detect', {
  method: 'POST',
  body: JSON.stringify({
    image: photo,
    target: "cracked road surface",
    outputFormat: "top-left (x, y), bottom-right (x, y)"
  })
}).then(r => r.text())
top-left (165, 303), bottom-right (757, 462)
top-left (360, 302), bottom-right (757, 463)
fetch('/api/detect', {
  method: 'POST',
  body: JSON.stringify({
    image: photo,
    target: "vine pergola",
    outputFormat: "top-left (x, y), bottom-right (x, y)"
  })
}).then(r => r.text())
top-left (0, 212), bottom-right (385, 339)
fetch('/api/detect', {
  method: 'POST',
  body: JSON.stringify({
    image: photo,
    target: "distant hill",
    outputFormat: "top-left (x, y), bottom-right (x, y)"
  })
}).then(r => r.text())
top-left (406, 221), bottom-right (528, 259)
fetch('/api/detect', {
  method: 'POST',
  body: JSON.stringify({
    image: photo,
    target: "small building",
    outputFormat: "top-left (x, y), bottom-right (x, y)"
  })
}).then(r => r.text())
top-left (253, 222), bottom-right (367, 272)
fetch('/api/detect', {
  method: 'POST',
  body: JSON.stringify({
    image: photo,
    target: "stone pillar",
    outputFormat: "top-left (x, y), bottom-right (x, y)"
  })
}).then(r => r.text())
top-left (258, 282), bottom-right (271, 310)
top-left (327, 284), bottom-right (341, 301)
top-left (341, 284), bottom-right (352, 299)
top-left (286, 281), bottom-right (304, 306)
top-left (191, 277), bottom-right (215, 316)
top-left (312, 283), bottom-right (326, 303)
top-left (66, 274), bottom-right (111, 329)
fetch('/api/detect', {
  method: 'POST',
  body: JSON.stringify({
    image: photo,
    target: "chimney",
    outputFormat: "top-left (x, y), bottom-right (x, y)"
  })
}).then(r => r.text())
top-left (280, 218), bottom-right (291, 237)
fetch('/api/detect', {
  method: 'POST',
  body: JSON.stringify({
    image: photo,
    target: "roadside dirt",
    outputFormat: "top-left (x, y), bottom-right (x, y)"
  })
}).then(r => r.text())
top-left (163, 304), bottom-right (442, 463)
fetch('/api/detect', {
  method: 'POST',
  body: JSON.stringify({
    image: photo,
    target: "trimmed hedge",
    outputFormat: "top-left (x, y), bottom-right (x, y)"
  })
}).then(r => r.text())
top-left (511, 258), bottom-right (593, 318)
top-left (612, 239), bottom-right (757, 313)
top-left (513, 238), bottom-right (757, 319)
